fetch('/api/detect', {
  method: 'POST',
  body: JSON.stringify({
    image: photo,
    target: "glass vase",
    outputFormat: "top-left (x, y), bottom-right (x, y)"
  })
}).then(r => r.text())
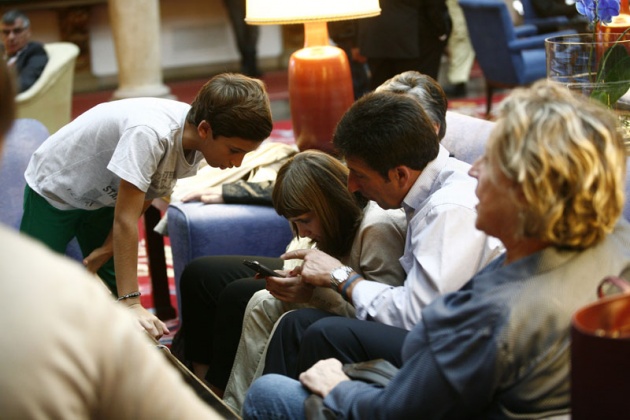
top-left (546, 32), bottom-right (630, 152)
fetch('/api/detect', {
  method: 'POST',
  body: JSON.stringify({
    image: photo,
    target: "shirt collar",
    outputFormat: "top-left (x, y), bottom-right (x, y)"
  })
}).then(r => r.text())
top-left (401, 144), bottom-right (451, 218)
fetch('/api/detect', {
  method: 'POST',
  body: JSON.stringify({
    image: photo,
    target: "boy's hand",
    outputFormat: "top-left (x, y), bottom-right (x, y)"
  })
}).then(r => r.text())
top-left (126, 303), bottom-right (170, 339)
top-left (83, 246), bottom-right (113, 274)
top-left (180, 187), bottom-right (224, 204)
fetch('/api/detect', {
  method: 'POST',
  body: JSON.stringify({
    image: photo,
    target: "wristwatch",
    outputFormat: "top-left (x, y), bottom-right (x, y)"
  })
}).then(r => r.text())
top-left (330, 265), bottom-right (354, 289)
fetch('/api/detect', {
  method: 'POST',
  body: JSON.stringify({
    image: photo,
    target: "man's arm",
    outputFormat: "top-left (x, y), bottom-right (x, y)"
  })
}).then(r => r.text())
top-left (181, 179), bottom-right (274, 205)
top-left (289, 207), bottom-right (497, 331)
top-left (114, 179), bottom-right (169, 338)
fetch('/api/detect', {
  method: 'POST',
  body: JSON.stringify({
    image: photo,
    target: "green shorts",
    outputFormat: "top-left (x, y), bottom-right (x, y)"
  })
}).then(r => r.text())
top-left (20, 185), bottom-right (117, 294)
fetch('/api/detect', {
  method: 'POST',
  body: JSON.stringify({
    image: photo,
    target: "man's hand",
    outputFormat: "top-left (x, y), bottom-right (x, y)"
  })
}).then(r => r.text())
top-left (299, 358), bottom-right (350, 397)
top-left (180, 186), bottom-right (224, 204)
top-left (83, 245), bottom-right (113, 274)
top-left (125, 303), bottom-right (170, 339)
top-left (282, 249), bottom-right (343, 288)
top-left (266, 274), bottom-right (315, 303)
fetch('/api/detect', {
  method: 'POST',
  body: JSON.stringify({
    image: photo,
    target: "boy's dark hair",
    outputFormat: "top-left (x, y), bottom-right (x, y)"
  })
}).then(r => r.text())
top-left (186, 73), bottom-right (273, 142)
top-left (332, 91), bottom-right (439, 179)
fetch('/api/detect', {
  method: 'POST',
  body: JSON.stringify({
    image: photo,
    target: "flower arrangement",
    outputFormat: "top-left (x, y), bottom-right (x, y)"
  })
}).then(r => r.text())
top-left (574, 0), bottom-right (630, 107)
top-left (576, 0), bottom-right (620, 23)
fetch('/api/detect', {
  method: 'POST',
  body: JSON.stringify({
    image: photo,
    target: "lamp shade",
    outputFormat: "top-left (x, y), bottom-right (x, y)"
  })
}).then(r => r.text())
top-left (246, 0), bottom-right (380, 24)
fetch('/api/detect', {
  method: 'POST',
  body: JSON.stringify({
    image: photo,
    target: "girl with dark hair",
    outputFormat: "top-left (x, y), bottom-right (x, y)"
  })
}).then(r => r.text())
top-left (178, 149), bottom-right (407, 399)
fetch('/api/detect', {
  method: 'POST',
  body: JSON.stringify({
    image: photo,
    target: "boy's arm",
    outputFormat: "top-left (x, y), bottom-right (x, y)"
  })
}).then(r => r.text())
top-left (114, 179), bottom-right (169, 339)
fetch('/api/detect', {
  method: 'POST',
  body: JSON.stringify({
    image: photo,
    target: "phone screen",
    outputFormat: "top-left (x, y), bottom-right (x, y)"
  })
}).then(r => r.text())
top-left (242, 260), bottom-right (285, 278)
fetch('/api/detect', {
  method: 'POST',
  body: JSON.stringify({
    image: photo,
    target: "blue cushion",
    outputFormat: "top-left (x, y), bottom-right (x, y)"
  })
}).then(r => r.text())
top-left (0, 119), bottom-right (48, 230)
top-left (167, 201), bottom-right (293, 314)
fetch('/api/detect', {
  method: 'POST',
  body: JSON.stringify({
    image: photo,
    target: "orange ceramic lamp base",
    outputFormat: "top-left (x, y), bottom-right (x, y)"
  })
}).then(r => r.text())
top-left (289, 21), bottom-right (354, 154)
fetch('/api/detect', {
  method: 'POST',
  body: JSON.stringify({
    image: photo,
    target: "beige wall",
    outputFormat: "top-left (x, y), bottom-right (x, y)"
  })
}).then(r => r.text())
top-left (15, 0), bottom-right (283, 78)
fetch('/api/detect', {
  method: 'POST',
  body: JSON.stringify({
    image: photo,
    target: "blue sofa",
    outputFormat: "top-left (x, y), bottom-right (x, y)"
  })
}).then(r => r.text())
top-left (166, 111), bottom-right (630, 318)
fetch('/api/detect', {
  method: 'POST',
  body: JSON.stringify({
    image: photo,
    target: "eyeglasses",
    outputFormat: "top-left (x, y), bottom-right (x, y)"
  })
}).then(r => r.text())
top-left (1, 27), bottom-right (27, 36)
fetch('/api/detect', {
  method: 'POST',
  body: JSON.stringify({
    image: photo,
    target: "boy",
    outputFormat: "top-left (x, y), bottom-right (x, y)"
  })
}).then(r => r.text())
top-left (20, 73), bottom-right (273, 339)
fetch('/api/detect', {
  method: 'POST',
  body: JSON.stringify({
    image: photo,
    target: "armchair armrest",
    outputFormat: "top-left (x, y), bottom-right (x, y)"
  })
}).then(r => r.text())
top-left (166, 201), bottom-right (293, 318)
top-left (525, 16), bottom-right (570, 32)
top-left (514, 24), bottom-right (539, 38)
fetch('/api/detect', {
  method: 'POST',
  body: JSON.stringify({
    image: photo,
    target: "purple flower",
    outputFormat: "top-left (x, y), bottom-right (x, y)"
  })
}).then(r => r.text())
top-left (576, 0), bottom-right (621, 24)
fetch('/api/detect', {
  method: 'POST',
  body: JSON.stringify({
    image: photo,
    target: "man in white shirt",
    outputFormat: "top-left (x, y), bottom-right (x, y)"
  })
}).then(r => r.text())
top-left (262, 91), bottom-right (503, 378)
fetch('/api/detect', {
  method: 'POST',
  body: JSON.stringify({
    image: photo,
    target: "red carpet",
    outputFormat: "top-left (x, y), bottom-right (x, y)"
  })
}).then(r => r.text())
top-left (72, 70), bottom-right (289, 119)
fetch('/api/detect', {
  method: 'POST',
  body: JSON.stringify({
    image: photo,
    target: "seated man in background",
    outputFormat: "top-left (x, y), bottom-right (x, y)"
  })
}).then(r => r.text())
top-left (1, 9), bottom-right (48, 93)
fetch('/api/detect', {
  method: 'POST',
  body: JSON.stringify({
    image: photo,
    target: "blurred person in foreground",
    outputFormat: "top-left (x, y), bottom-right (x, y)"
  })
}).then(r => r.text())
top-left (0, 59), bottom-right (224, 419)
top-left (242, 80), bottom-right (630, 418)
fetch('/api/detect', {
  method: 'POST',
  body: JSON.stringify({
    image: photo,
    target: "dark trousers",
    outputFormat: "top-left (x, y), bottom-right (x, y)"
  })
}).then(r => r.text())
top-left (263, 308), bottom-right (409, 379)
top-left (223, 0), bottom-right (260, 76)
top-left (367, 39), bottom-right (447, 90)
top-left (179, 255), bottom-right (282, 389)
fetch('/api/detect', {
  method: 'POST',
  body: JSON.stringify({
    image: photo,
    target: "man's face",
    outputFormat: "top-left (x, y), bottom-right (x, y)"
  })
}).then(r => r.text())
top-left (345, 156), bottom-right (405, 210)
top-left (2, 18), bottom-right (30, 57)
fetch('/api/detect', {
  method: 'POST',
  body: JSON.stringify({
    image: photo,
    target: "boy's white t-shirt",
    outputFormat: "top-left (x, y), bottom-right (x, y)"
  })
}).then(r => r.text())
top-left (25, 98), bottom-right (204, 210)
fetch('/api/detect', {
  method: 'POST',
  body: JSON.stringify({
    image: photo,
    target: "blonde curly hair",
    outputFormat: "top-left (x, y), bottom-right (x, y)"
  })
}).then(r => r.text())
top-left (487, 80), bottom-right (626, 250)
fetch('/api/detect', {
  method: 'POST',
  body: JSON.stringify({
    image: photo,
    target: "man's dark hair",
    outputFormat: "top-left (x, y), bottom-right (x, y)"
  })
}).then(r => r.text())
top-left (332, 91), bottom-right (440, 179)
top-left (2, 10), bottom-right (30, 28)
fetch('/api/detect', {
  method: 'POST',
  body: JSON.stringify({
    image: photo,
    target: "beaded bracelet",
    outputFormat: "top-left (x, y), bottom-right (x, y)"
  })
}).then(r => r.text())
top-left (117, 291), bottom-right (141, 301)
top-left (341, 274), bottom-right (362, 302)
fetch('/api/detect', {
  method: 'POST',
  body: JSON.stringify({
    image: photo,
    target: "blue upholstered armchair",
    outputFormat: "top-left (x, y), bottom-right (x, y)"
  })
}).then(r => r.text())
top-left (458, 0), bottom-right (576, 115)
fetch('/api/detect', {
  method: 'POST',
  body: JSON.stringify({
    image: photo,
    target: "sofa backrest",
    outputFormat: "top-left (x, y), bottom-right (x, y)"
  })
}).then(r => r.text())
top-left (442, 111), bottom-right (494, 164)
top-left (16, 42), bottom-right (80, 135)
top-left (441, 111), bottom-right (630, 223)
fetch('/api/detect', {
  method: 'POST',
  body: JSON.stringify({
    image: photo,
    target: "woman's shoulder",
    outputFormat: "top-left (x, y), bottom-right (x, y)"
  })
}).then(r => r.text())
top-left (361, 201), bottom-right (407, 232)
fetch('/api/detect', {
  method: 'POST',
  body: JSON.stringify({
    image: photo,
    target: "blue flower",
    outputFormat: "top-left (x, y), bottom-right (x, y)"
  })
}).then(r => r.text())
top-left (576, 0), bottom-right (620, 24)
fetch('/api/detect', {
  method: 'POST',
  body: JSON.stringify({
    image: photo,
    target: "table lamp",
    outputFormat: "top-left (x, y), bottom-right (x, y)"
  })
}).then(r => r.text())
top-left (246, 0), bottom-right (381, 153)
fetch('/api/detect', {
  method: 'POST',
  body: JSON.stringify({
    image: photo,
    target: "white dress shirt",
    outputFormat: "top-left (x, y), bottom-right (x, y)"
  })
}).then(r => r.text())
top-left (352, 145), bottom-right (504, 330)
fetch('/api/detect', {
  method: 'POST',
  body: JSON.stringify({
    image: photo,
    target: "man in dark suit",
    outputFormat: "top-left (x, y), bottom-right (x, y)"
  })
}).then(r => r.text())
top-left (223, 0), bottom-right (261, 77)
top-left (2, 10), bottom-right (48, 93)
top-left (358, 0), bottom-right (451, 90)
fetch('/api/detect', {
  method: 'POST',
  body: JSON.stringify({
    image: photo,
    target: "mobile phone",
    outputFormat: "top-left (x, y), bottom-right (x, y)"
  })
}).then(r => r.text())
top-left (243, 259), bottom-right (285, 278)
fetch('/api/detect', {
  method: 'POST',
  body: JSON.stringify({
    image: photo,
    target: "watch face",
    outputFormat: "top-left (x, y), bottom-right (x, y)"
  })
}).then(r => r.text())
top-left (332, 266), bottom-right (352, 282)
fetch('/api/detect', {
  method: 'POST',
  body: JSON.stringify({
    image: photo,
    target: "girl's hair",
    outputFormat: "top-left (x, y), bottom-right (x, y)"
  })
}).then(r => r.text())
top-left (488, 80), bottom-right (626, 249)
top-left (272, 150), bottom-right (365, 257)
